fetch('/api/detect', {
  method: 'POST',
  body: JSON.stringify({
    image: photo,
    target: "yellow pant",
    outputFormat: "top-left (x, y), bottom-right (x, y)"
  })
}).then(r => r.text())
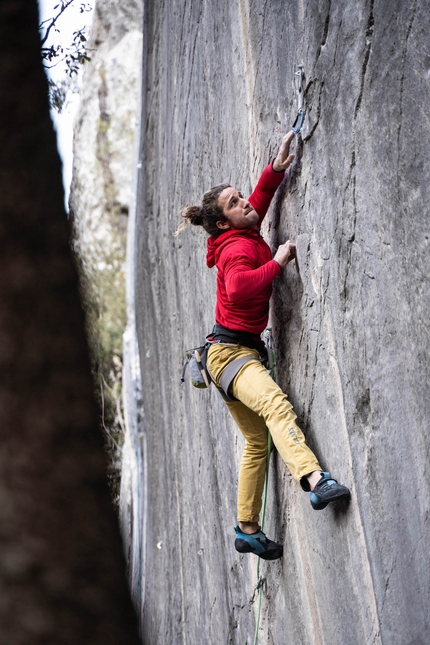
top-left (207, 343), bottom-right (321, 523)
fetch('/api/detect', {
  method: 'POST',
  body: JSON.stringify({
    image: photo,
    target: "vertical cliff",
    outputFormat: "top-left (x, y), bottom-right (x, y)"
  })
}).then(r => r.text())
top-left (127, 0), bottom-right (430, 643)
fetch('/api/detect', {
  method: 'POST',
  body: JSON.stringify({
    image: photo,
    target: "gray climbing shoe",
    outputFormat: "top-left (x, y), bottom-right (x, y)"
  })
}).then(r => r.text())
top-left (234, 525), bottom-right (283, 560)
top-left (310, 472), bottom-right (350, 510)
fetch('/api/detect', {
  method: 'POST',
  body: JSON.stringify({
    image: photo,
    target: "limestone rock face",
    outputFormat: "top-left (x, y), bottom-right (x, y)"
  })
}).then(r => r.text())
top-left (69, 0), bottom-right (143, 399)
top-left (129, 1), bottom-right (429, 643)
top-left (70, 0), bottom-right (142, 259)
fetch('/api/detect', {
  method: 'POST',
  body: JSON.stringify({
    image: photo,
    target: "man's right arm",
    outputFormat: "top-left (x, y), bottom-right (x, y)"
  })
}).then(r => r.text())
top-left (248, 132), bottom-right (295, 225)
top-left (248, 164), bottom-right (285, 225)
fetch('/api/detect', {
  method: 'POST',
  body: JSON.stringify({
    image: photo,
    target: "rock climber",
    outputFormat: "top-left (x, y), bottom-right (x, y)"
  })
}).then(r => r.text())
top-left (179, 131), bottom-right (350, 560)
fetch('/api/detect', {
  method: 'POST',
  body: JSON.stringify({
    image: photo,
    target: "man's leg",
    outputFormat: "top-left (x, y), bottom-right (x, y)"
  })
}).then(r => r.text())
top-left (207, 344), bottom-right (284, 559)
top-left (207, 343), bottom-right (349, 555)
top-left (224, 398), bottom-right (270, 524)
top-left (208, 343), bottom-right (320, 492)
top-left (224, 400), bottom-right (284, 560)
top-left (231, 359), bottom-right (350, 509)
top-left (231, 359), bottom-right (321, 487)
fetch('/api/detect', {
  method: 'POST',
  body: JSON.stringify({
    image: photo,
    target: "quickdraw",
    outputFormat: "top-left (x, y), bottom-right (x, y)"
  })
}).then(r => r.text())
top-left (291, 64), bottom-right (306, 134)
top-left (249, 575), bottom-right (266, 606)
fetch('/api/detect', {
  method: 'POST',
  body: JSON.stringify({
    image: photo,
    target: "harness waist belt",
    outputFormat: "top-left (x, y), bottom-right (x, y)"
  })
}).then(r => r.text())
top-left (209, 323), bottom-right (265, 353)
top-left (207, 324), bottom-right (268, 402)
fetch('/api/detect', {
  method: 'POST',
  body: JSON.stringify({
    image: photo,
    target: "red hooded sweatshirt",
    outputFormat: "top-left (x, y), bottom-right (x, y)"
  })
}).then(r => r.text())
top-left (206, 163), bottom-right (285, 335)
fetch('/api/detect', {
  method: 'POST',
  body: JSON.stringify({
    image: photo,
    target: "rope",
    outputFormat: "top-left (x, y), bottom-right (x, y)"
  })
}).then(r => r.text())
top-left (250, 329), bottom-right (276, 644)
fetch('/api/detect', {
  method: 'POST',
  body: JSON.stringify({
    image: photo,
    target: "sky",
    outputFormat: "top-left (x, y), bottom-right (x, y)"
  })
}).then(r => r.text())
top-left (38, 0), bottom-right (95, 208)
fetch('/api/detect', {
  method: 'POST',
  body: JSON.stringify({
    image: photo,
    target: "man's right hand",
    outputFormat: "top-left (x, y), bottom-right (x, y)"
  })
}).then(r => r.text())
top-left (272, 132), bottom-right (295, 172)
top-left (274, 240), bottom-right (296, 267)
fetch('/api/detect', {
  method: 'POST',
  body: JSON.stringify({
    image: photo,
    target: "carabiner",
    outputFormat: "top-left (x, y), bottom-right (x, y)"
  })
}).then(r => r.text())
top-left (291, 64), bottom-right (305, 134)
top-left (291, 109), bottom-right (305, 134)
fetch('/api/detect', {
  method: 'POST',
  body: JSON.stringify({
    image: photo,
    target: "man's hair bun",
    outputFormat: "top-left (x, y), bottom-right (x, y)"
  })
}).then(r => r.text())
top-left (176, 205), bottom-right (203, 234)
top-left (176, 183), bottom-right (230, 237)
top-left (183, 205), bottom-right (203, 226)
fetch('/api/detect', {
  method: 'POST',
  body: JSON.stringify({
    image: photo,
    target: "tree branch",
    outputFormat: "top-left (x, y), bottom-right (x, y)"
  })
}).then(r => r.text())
top-left (40, 0), bottom-right (75, 46)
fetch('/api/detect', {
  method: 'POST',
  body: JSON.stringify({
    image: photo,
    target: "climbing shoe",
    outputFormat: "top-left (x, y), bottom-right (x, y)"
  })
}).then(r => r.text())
top-left (310, 472), bottom-right (351, 510)
top-left (234, 525), bottom-right (283, 560)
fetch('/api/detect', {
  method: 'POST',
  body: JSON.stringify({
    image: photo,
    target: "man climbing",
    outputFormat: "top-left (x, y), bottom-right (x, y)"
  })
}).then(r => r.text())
top-left (179, 131), bottom-right (350, 560)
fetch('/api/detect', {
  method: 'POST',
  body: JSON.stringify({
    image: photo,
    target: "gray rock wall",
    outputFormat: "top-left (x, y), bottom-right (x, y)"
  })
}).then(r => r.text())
top-left (132, 1), bottom-right (430, 643)
top-left (70, 0), bottom-right (143, 260)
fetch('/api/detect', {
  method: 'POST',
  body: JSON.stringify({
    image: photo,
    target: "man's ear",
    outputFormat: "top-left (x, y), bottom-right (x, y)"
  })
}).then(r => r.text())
top-left (216, 219), bottom-right (231, 230)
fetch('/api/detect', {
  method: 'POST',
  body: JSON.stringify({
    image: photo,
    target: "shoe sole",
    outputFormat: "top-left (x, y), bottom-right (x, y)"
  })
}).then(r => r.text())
top-left (310, 490), bottom-right (350, 510)
top-left (235, 538), bottom-right (283, 560)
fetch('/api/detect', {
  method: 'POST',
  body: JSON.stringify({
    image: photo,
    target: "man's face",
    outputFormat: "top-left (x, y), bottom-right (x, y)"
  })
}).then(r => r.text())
top-left (216, 187), bottom-right (259, 231)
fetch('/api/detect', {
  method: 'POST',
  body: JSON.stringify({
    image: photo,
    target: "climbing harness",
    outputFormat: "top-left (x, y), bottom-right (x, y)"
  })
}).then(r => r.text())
top-left (249, 328), bottom-right (276, 645)
top-left (181, 324), bottom-right (272, 402)
top-left (219, 355), bottom-right (258, 401)
top-left (291, 64), bottom-right (306, 134)
top-left (181, 342), bottom-right (257, 401)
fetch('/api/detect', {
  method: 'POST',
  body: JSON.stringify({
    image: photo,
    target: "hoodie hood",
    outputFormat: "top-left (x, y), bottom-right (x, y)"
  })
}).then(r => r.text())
top-left (206, 228), bottom-right (260, 268)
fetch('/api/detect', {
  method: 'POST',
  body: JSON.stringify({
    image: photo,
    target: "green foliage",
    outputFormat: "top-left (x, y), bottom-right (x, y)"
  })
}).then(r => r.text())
top-left (39, 1), bottom-right (93, 112)
top-left (72, 225), bottom-right (127, 506)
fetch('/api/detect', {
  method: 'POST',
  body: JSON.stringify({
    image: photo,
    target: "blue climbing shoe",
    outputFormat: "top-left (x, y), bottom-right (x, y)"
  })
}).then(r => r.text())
top-left (234, 525), bottom-right (283, 560)
top-left (310, 472), bottom-right (351, 510)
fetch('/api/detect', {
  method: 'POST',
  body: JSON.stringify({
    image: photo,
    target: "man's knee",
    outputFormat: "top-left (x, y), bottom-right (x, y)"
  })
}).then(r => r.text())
top-left (242, 438), bottom-right (270, 459)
